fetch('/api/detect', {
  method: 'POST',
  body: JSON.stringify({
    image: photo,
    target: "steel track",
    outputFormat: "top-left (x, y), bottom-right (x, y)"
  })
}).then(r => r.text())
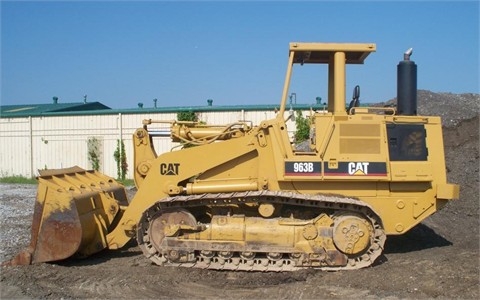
top-left (137, 190), bottom-right (386, 271)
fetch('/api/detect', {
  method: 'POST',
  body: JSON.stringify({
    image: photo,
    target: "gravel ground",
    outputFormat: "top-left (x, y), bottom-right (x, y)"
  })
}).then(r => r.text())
top-left (1, 90), bottom-right (478, 299)
top-left (0, 185), bottom-right (36, 262)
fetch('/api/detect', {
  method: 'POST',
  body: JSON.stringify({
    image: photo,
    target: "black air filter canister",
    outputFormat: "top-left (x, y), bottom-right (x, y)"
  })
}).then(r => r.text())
top-left (397, 48), bottom-right (417, 115)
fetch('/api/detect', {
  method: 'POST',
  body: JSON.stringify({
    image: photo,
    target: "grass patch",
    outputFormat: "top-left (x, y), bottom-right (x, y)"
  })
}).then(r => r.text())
top-left (0, 175), bottom-right (135, 187)
top-left (0, 176), bottom-right (37, 184)
top-left (117, 179), bottom-right (135, 187)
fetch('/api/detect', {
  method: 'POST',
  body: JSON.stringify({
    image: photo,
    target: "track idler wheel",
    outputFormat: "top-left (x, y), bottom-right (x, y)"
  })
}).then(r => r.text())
top-left (149, 209), bottom-right (197, 250)
top-left (332, 213), bottom-right (374, 256)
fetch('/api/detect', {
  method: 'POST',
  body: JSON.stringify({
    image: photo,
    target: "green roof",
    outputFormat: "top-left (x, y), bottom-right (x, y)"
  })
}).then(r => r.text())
top-left (0, 102), bottom-right (111, 118)
top-left (1, 102), bottom-right (325, 118)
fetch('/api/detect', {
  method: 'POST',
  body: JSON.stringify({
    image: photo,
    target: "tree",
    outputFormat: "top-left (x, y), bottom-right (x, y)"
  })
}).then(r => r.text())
top-left (113, 139), bottom-right (128, 180)
top-left (177, 111), bottom-right (198, 122)
top-left (294, 111), bottom-right (310, 143)
top-left (87, 137), bottom-right (101, 171)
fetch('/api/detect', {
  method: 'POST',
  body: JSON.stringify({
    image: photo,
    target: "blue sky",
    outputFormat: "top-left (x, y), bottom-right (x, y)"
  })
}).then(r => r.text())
top-left (1, 1), bottom-right (479, 109)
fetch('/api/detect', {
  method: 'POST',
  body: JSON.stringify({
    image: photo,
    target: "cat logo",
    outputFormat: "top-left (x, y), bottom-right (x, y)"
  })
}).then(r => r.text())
top-left (160, 163), bottom-right (180, 176)
top-left (348, 162), bottom-right (369, 175)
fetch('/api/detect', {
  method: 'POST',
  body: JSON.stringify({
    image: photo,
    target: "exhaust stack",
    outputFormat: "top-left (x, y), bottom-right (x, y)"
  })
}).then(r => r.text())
top-left (397, 48), bottom-right (417, 115)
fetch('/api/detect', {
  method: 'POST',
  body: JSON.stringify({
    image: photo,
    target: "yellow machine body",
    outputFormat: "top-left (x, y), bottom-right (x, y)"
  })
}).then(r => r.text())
top-left (6, 43), bottom-right (459, 271)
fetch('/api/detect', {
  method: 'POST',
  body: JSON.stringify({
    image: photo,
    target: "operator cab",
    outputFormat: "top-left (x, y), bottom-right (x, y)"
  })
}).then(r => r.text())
top-left (278, 42), bottom-right (376, 117)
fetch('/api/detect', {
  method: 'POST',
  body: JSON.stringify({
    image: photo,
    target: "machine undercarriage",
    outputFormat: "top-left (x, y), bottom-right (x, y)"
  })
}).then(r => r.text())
top-left (137, 191), bottom-right (386, 271)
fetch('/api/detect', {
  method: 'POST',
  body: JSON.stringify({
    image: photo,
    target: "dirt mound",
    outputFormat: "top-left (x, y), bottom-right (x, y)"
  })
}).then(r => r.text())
top-left (376, 90), bottom-right (479, 127)
top-left (1, 91), bottom-right (479, 299)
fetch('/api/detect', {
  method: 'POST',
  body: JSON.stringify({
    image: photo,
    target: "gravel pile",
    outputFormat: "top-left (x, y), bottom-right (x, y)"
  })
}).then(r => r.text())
top-left (379, 90), bottom-right (479, 127)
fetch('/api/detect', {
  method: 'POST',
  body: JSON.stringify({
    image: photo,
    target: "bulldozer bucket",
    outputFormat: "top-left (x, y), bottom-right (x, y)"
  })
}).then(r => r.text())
top-left (4, 166), bottom-right (128, 266)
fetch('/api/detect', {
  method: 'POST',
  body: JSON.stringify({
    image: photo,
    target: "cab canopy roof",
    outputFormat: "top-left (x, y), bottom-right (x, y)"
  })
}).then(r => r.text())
top-left (290, 42), bottom-right (376, 64)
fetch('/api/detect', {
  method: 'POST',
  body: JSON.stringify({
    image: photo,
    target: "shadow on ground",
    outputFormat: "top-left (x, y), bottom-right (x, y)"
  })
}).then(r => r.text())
top-left (384, 223), bottom-right (452, 254)
top-left (55, 239), bottom-right (142, 267)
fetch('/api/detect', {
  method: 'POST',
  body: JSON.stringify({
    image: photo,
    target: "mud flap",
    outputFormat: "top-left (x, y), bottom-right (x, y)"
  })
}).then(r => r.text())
top-left (3, 166), bottom-right (128, 266)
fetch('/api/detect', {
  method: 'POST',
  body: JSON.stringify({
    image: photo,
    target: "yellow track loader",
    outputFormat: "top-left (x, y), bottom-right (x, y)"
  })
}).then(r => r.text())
top-left (5, 43), bottom-right (459, 271)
